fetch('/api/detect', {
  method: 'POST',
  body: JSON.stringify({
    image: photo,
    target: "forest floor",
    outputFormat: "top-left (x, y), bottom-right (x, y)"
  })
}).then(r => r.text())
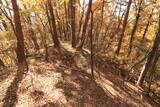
top-left (0, 43), bottom-right (159, 107)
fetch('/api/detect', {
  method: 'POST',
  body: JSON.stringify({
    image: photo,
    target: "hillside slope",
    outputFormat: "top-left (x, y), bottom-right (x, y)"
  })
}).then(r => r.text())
top-left (0, 43), bottom-right (159, 107)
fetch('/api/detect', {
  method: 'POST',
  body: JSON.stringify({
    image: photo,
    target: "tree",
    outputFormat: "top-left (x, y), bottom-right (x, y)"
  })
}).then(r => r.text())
top-left (136, 15), bottom-right (160, 87)
top-left (47, 0), bottom-right (61, 48)
top-left (135, 8), bottom-right (154, 57)
top-left (128, 0), bottom-right (143, 56)
top-left (70, 0), bottom-right (76, 48)
top-left (141, 8), bottom-right (154, 42)
top-left (11, 0), bottom-right (27, 65)
top-left (77, 0), bottom-right (93, 50)
top-left (115, 0), bottom-right (132, 55)
top-left (90, 11), bottom-right (94, 78)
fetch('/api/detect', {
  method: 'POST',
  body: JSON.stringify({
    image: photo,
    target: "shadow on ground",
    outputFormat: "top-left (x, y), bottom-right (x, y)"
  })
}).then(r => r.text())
top-left (2, 64), bottom-right (27, 107)
top-left (48, 48), bottom-right (141, 107)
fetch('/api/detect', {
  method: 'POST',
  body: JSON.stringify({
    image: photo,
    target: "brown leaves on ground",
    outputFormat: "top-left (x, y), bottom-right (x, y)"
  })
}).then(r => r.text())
top-left (0, 43), bottom-right (159, 107)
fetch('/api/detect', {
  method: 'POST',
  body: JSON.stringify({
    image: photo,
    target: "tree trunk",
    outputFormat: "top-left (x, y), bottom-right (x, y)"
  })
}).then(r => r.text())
top-left (47, 0), bottom-right (61, 48)
top-left (38, 15), bottom-right (49, 61)
top-left (11, 0), bottom-right (27, 65)
top-left (141, 8), bottom-right (154, 42)
top-left (90, 11), bottom-right (94, 78)
top-left (135, 8), bottom-right (154, 57)
top-left (30, 29), bottom-right (40, 51)
top-left (147, 51), bottom-right (159, 92)
top-left (115, 0), bottom-right (132, 55)
top-left (0, 59), bottom-right (5, 67)
top-left (71, 0), bottom-right (76, 48)
top-left (77, 0), bottom-right (93, 50)
top-left (128, 0), bottom-right (142, 56)
top-left (106, 11), bottom-right (125, 52)
top-left (148, 51), bottom-right (159, 81)
top-left (78, 0), bottom-right (85, 39)
top-left (136, 17), bottom-right (160, 86)
top-left (64, 1), bottom-right (69, 41)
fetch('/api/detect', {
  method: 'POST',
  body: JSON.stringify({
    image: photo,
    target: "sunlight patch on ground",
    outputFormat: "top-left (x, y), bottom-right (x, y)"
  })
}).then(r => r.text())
top-left (16, 92), bottom-right (35, 107)
top-left (96, 78), bottom-right (118, 97)
top-left (62, 43), bottom-right (76, 53)
top-left (14, 69), bottom-right (68, 106)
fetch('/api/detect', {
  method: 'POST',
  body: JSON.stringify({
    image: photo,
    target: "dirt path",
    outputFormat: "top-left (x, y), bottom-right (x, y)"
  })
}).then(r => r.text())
top-left (0, 43), bottom-right (158, 107)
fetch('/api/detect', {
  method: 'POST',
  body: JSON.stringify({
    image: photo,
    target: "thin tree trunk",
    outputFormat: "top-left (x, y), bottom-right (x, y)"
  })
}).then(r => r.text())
top-left (77, 0), bottom-right (93, 50)
top-left (78, 0), bottom-right (85, 37)
top-left (36, 15), bottom-right (49, 61)
top-left (71, 0), bottom-right (76, 48)
top-left (90, 11), bottom-right (94, 78)
top-left (115, 0), bottom-right (132, 55)
top-left (47, 0), bottom-right (61, 48)
top-left (136, 8), bottom-right (154, 58)
top-left (128, 0), bottom-right (142, 56)
top-left (106, 11), bottom-right (125, 52)
top-left (64, 1), bottom-right (69, 40)
top-left (141, 8), bottom-right (154, 42)
top-left (54, 7), bottom-right (63, 40)
top-left (29, 28), bottom-right (40, 51)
